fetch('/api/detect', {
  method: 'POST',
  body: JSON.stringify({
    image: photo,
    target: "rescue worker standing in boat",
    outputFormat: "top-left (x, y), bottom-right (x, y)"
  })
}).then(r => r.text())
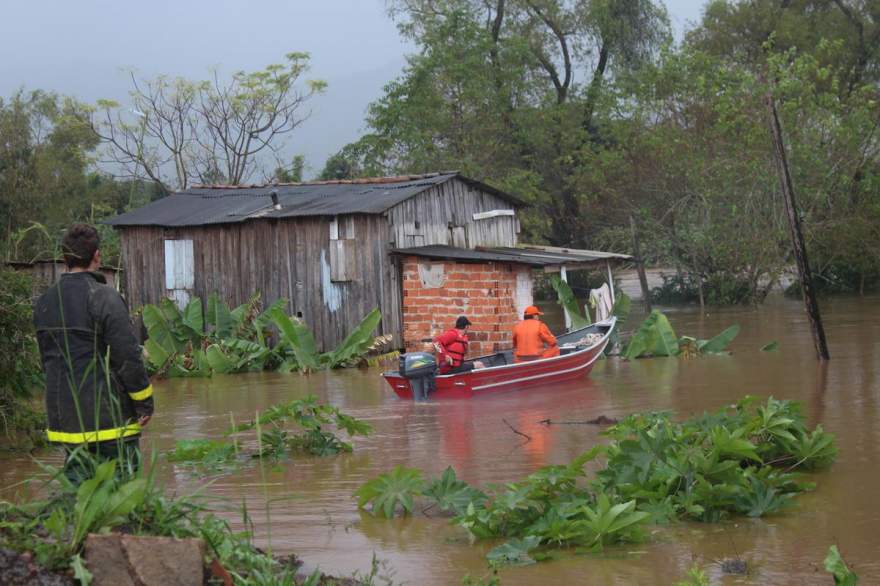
top-left (513, 305), bottom-right (560, 362)
top-left (433, 316), bottom-right (485, 374)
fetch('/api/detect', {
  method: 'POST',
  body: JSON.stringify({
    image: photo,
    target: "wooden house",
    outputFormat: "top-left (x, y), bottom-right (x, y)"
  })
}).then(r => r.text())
top-left (107, 172), bottom-right (629, 353)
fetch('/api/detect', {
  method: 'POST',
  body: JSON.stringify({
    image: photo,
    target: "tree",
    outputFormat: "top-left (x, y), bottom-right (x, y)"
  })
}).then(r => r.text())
top-left (359, 0), bottom-right (669, 246)
top-left (273, 154), bottom-right (305, 183)
top-left (318, 149), bottom-right (362, 180)
top-left (90, 53), bottom-right (326, 192)
top-left (0, 90), bottom-right (99, 258)
top-left (689, 0), bottom-right (880, 94)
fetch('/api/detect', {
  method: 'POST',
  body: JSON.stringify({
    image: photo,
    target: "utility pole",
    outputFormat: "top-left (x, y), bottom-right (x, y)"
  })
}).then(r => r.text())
top-left (766, 95), bottom-right (830, 360)
top-left (629, 215), bottom-right (652, 312)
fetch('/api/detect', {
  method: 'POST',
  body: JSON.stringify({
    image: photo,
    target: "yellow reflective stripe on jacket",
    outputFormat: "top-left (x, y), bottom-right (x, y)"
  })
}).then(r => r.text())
top-left (128, 384), bottom-right (153, 401)
top-left (46, 423), bottom-right (142, 444)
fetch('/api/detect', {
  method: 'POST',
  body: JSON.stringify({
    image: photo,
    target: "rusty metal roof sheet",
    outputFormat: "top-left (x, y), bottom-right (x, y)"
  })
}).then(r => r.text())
top-left (106, 172), bottom-right (525, 227)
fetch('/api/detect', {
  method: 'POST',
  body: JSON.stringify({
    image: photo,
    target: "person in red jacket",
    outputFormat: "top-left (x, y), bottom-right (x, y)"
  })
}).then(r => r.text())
top-left (433, 316), bottom-right (485, 374)
top-left (512, 305), bottom-right (560, 362)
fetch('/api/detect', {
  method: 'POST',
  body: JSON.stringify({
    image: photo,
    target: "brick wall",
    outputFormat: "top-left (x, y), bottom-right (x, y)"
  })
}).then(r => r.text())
top-left (401, 256), bottom-right (529, 357)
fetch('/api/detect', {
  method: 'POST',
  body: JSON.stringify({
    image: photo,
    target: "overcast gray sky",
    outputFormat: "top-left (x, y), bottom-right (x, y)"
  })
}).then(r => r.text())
top-left (0, 0), bottom-right (706, 180)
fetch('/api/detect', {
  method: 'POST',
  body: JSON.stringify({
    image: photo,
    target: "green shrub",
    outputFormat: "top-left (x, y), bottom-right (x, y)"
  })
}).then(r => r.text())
top-left (0, 268), bottom-right (45, 445)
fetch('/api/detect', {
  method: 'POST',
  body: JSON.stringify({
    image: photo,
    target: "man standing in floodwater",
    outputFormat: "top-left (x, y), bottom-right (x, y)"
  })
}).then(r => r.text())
top-left (33, 224), bottom-right (154, 483)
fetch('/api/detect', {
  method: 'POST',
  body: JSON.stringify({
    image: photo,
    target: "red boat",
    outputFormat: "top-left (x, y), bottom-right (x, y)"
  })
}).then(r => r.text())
top-left (383, 318), bottom-right (616, 399)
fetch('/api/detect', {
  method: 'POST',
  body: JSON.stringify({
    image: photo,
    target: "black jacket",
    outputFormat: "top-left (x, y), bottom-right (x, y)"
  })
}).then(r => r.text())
top-left (33, 272), bottom-right (153, 444)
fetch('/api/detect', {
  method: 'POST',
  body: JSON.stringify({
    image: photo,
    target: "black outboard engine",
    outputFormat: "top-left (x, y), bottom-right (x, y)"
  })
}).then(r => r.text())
top-left (399, 352), bottom-right (437, 402)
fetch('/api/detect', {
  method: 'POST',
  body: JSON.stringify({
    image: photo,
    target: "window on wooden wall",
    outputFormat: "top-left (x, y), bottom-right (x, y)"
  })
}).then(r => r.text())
top-left (164, 239), bottom-right (194, 308)
top-left (329, 216), bottom-right (358, 282)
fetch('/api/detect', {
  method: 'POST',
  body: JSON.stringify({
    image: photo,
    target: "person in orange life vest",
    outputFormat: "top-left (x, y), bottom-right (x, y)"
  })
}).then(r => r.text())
top-left (433, 316), bottom-right (485, 374)
top-left (512, 305), bottom-right (560, 363)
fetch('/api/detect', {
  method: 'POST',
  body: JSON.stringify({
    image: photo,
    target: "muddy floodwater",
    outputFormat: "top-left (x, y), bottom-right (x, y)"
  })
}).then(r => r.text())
top-left (3, 295), bottom-right (880, 584)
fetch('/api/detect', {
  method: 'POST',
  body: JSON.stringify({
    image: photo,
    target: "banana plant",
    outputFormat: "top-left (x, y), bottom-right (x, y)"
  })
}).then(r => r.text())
top-left (623, 310), bottom-right (739, 359)
top-left (270, 306), bottom-right (382, 372)
top-left (549, 275), bottom-right (591, 329)
top-left (624, 310), bottom-right (680, 359)
top-left (145, 293), bottom-right (384, 377)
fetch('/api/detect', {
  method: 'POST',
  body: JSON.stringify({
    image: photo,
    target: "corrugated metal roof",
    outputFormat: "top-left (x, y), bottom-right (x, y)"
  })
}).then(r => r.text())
top-left (390, 245), bottom-right (632, 266)
top-left (106, 172), bottom-right (525, 228)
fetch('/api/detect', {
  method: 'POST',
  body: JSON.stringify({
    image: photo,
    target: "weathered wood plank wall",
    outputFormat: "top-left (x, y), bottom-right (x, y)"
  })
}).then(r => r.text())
top-left (386, 178), bottom-right (519, 248)
top-left (119, 216), bottom-right (402, 350)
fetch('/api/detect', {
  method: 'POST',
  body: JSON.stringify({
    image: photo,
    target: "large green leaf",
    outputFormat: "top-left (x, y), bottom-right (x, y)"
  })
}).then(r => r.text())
top-left (181, 297), bottom-right (204, 336)
top-left (206, 344), bottom-right (234, 374)
top-left (102, 478), bottom-right (147, 526)
top-left (423, 467), bottom-right (487, 515)
top-left (253, 297), bottom-right (288, 345)
top-left (650, 312), bottom-right (680, 357)
top-left (325, 307), bottom-right (382, 367)
top-left (355, 465), bottom-right (426, 518)
top-left (143, 338), bottom-right (172, 371)
top-left (825, 545), bottom-right (859, 585)
top-left (207, 293), bottom-right (235, 339)
top-left (269, 307), bottom-right (320, 371)
top-left (611, 292), bottom-right (631, 328)
top-left (142, 303), bottom-right (183, 354)
top-left (623, 310), bottom-right (680, 358)
top-left (486, 535), bottom-right (541, 566)
top-left (624, 311), bottom-right (660, 359)
top-left (72, 460), bottom-right (117, 545)
top-left (699, 324), bottom-right (740, 354)
top-left (549, 275), bottom-right (591, 330)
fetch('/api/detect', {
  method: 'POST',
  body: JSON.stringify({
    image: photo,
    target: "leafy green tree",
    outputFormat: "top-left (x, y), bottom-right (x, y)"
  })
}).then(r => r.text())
top-left (273, 154), bottom-right (305, 183)
top-left (0, 91), bottom-right (99, 259)
top-left (690, 0), bottom-right (880, 94)
top-left (349, 0), bottom-right (669, 246)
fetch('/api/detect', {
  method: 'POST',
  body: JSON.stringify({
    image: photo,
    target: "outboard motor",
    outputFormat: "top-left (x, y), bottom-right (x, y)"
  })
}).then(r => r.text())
top-left (399, 352), bottom-right (437, 402)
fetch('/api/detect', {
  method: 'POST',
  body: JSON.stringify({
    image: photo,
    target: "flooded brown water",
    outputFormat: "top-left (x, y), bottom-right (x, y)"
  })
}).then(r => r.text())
top-left (3, 295), bottom-right (880, 584)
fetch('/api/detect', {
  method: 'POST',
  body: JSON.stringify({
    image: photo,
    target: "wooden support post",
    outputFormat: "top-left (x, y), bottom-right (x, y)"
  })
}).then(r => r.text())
top-left (560, 265), bottom-right (571, 330)
top-left (605, 260), bottom-right (615, 305)
top-left (767, 95), bottom-right (830, 361)
top-left (629, 215), bottom-right (652, 312)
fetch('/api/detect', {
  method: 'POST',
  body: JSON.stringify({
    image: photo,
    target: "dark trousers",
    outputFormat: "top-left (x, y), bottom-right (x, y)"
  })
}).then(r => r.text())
top-left (62, 437), bottom-right (141, 485)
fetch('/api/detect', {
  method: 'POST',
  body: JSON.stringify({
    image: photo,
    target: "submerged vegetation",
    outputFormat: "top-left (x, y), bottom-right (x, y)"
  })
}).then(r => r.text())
top-left (169, 395), bottom-right (373, 469)
top-left (356, 397), bottom-right (836, 566)
top-left (143, 293), bottom-right (385, 378)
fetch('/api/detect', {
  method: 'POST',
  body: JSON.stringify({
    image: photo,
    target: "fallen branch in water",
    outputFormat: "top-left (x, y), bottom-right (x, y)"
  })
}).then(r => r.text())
top-left (502, 418), bottom-right (532, 442)
top-left (537, 415), bottom-right (618, 426)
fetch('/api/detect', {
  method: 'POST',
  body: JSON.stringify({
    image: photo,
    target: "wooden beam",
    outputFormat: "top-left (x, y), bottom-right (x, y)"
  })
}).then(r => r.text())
top-left (560, 265), bottom-right (571, 330)
top-left (606, 260), bottom-right (615, 305)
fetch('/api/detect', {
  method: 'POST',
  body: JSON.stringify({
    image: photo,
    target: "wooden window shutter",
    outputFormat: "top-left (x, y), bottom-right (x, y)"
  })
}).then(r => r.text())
top-left (164, 239), bottom-right (194, 308)
top-left (329, 215), bottom-right (358, 282)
